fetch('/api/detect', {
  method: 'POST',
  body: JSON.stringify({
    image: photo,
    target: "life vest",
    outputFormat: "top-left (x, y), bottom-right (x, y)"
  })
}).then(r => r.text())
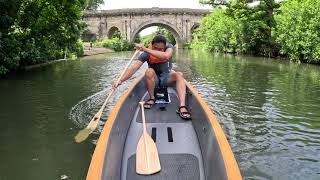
top-left (148, 47), bottom-right (169, 64)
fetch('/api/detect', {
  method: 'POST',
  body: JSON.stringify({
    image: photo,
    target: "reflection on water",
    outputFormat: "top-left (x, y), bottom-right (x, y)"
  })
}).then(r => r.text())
top-left (174, 50), bottom-right (320, 180)
top-left (0, 50), bottom-right (319, 179)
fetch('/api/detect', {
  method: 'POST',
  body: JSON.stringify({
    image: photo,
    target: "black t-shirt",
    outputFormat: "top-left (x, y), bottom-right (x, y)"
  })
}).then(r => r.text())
top-left (138, 44), bottom-right (173, 75)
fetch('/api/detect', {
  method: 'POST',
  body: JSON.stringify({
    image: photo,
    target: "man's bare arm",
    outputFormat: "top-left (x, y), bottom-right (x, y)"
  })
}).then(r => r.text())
top-left (112, 60), bottom-right (144, 89)
top-left (143, 47), bottom-right (173, 59)
top-left (135, 44), bottom-right (173, 59)
top-left (120, 60), bottom-right (144, 83)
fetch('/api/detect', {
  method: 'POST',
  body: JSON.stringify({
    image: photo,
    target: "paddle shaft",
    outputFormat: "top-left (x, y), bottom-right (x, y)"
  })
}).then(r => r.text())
top-left (140, 103), bottom-right (147, 134)
top-left (99, 50), bottom-right (139, 111)
top-left (96, 88), bottom-right (115, 117)
top-left (86, 50), bottom-right (140, 129)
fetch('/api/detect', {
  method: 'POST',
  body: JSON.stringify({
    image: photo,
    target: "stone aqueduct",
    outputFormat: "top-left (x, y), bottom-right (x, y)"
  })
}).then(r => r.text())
top-left (82, 8), bottom-right (211, 48)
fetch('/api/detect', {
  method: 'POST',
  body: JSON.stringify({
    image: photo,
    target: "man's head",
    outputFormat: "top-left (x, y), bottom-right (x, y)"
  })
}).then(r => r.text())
top-left (151, 35), bottom-right (167, 51)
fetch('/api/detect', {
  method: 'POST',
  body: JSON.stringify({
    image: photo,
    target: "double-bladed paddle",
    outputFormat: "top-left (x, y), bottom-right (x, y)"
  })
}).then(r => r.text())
top-left (74, 50), bottom-right (140, 143)
top-left (136, 101), bottom-right (161, 175)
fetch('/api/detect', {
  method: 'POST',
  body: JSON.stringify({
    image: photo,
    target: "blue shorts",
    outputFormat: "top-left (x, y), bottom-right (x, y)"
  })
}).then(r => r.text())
top-left (155, 71), bottom-right (172, 87)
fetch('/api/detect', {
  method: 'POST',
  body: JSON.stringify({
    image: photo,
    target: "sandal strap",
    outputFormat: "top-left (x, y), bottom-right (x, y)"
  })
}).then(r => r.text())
top-left (146, 98), bottom-right (156, 103)
top-left (179, 111), bottom-right (192, 119)
top-left (181, 111), bottom-right (191, 115)
top-left (179, 106), bottom-right (189, 111)
top-left (144, 99), bottom-right (156, 106)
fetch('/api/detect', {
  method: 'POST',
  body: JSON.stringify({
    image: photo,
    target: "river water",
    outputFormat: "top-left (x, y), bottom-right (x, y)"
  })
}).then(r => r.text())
top-left (0, 50), bottom-right (319, 179)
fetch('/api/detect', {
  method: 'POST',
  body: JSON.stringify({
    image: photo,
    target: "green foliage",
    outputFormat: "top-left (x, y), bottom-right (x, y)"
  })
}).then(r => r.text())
top-left (134, 34), bottom-right (141, 43)
top-left (193, 0), bottom-right (306, 59)
top-left (199, 0), bottom-right (230, 6)
top-left (0, 0), bottom-right (104, 75)
top-left (95, 37), bottom-right (134, 52)
top-left (85, 0), bottom-right (104, 10)
top-left (69, 39), bottom-right (84, 57)
top-left (140, 34), bottom-right (155, 47)
top-left (111, 31), bottom-right (121, 39)
top-left (191, 8), bottom-right (242, 53)
top-left (138, 28), bottom-right (176, 47)
top-left (274, 0), bottom-right (320, 63)
top-left (227, 0), bottom-right (279, 56)
top-left (156, 27), bottom-right (176, 46)
top-left (196, 0), bottom-right (320, 63)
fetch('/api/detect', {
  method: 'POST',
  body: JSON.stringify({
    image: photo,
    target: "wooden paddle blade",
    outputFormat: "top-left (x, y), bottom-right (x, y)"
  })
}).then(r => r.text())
top-left (136, 133), bottom-right (161, 175)
top-left (74, 128), bottom-right (92, 143)
top-left (74, 112), bottom-right (101, 143)
top-left (86, 112), bottom-right (102, 131)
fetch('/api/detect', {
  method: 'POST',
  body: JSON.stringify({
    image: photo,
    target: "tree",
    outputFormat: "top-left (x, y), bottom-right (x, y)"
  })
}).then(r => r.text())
top-left (197, 0), bottom-right (280, 56)
top-left (226, 0), bottom-right (280, 56)
top-left (192, 8), bottom-right (242, 53)
top-left (156, 27), bottom-right (176, 46)
top-left (274, 0), bottom-right (320, 63)
top-left (0, 0), bottom-right (106, 75)
top-left (196, 0), bottom-right (320, 63)
top-left (199, 0), bottom-right (231, 6)
top-left (0, 0), bottom-right (26, 75)
top-left (85, 0), bottom-right (104, 10)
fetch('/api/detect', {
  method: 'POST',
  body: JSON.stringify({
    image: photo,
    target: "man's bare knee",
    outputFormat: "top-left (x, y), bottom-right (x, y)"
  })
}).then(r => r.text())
top-left (145, 68), bottom-right (156, 79)
top-left (176, 72), bottom-right (184, 80)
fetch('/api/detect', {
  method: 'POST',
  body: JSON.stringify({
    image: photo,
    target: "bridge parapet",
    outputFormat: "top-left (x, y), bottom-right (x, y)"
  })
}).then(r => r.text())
top-left (83, 8), bottom-right (211, 16)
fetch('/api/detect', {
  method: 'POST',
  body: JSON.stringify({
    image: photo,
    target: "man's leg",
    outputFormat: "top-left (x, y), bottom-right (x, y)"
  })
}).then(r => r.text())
top-left (168, 70), bottom-right (187, 107)
top-left (145, 68), bottom-right (156, 100)
top-left (168, 71), bottom-right (191, 118)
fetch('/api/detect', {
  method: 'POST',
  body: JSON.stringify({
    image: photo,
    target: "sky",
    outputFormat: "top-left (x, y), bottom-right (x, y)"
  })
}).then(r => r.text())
top-left (100, 0), bottom-right (212, 10)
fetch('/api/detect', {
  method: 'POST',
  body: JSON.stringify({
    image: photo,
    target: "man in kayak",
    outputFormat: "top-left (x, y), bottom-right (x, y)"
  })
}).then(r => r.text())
top-left (112, 35), bottom-right (191, 120)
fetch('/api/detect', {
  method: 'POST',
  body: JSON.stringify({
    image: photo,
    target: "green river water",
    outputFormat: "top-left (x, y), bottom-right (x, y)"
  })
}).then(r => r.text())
top-left (0, 50), bottom-right (319, 180)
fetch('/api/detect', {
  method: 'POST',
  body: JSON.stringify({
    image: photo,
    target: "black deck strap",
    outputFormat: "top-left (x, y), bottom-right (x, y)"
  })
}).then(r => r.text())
top-left (151, 127), bottom-right (156, 142)
top-left (159, 106), bottom-right (166, 111)
top-left (167, 127), bottom-right (173, 142)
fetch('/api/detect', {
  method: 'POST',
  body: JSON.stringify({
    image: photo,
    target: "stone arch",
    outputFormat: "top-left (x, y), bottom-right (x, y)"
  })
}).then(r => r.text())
top-left (131, 20), bottom-right (184, 48)
top-left (81, 29), bottom-right (96, 42)
top-left (191, 23), bottom-right (200, 33)
top-left (190, 23), bottom-right (201, 41)
top-left (107, 26), bottom-right (121, 39)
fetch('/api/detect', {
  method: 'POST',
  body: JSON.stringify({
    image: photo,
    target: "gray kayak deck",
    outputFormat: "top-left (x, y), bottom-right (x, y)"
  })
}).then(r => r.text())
top-left (121, 88), bottom-right (205, 180)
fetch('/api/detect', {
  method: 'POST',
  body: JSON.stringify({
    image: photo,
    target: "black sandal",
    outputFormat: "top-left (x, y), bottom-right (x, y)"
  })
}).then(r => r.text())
top-left (144, 98), bottom-right (156, 109)
top-left (176, 106), bottom-right (192, 120)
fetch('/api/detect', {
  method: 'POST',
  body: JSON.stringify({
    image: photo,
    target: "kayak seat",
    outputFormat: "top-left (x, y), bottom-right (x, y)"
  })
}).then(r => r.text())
top-left (154, 86), bottom-right (170, 104)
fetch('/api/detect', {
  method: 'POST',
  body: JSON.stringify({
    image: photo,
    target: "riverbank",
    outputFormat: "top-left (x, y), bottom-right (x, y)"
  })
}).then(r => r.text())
top-left (83, 42), bottom-right (114, 56)
top-left (22, 59), bottom-right (67, 71)
top-left (83, 48), bottom-right (114, 56)
top-left (21, 45), bottom-right (113, 71)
